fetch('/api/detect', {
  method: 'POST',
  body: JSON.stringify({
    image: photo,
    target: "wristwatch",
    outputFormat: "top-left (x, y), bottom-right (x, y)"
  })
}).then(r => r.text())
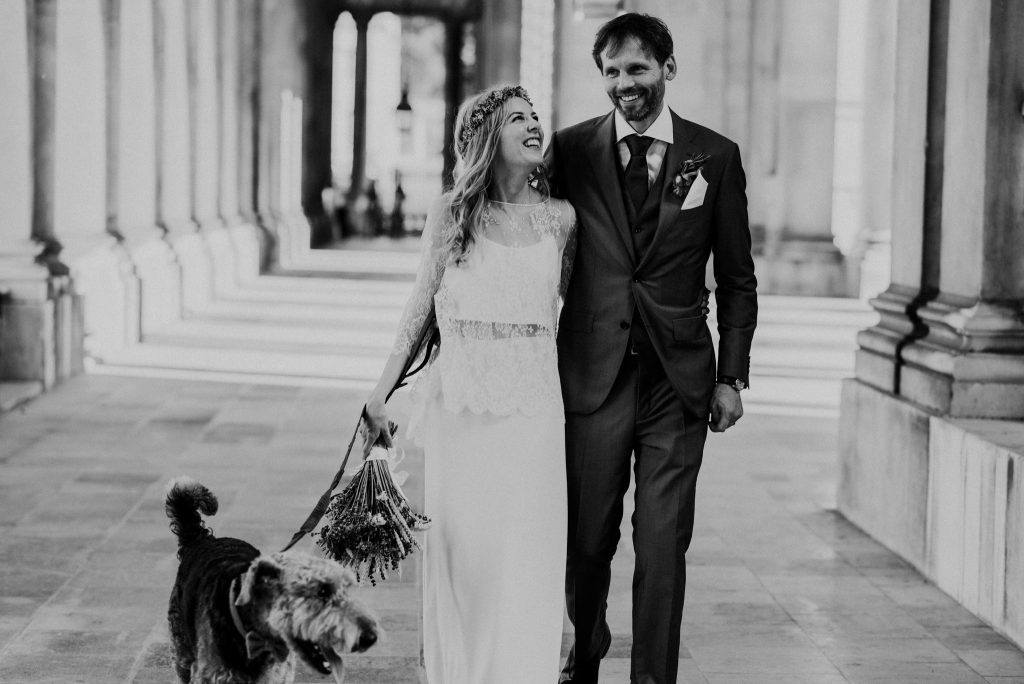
top-left (717, 376), bottom-right (746, 392)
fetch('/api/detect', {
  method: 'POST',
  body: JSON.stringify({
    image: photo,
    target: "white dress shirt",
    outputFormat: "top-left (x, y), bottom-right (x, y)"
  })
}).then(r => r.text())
top-left (614, 106), bottom-right (675, 189)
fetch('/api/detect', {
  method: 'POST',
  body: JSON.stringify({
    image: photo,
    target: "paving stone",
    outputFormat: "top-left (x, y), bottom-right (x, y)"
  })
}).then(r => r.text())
top-left (958, 648), bottom-right (1024, 677)
top-left (2, 343), bottom-right (1023, 682)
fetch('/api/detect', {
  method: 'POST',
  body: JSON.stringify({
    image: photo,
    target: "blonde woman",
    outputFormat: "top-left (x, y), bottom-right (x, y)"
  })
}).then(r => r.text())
top-left (364, 85), bottom-right (576, 683)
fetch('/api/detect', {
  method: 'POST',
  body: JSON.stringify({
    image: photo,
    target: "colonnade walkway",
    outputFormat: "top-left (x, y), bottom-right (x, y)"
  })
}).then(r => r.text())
top-left (2, 241), bottom-right (1023, 683)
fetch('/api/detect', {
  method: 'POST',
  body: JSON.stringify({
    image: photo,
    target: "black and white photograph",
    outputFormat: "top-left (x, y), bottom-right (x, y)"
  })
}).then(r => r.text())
top-left (1, 1), bottom-right (1023, 682)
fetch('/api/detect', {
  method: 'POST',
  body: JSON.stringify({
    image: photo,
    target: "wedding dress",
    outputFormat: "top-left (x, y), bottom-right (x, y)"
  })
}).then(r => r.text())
top-left (393, 193), bottom-right (576, 684)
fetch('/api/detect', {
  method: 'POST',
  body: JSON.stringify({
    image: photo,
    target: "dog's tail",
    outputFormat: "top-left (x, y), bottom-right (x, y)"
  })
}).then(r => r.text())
top-left (165, 476), bottom-right (218, 551)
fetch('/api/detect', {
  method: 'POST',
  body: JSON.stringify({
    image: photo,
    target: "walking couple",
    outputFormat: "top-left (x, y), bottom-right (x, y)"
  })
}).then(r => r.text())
top-left (365, 12), bottom-right (757, 684)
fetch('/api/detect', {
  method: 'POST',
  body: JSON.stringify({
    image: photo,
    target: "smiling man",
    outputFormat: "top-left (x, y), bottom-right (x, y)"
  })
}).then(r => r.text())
top-left (544, 13), bottom-right (758, 684)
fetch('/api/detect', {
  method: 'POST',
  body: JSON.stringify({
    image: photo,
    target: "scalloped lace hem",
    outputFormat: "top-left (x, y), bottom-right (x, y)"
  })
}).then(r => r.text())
top-left (406, 389), bottom-right (564, 448)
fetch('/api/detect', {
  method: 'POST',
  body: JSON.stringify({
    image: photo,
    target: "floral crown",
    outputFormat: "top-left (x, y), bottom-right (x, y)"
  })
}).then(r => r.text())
top-left (457, 85), bottom-right (532, 156)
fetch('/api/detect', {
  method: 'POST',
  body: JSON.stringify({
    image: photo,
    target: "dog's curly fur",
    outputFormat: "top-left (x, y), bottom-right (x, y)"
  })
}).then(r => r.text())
top-left (166, 477), bottom-right (379, 684)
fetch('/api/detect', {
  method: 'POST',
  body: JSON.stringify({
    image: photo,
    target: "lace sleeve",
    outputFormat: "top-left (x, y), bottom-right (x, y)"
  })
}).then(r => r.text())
top-left (391, 198), bottom-right (449, 357)
top-left (558, 202), bottom-right (577, 299)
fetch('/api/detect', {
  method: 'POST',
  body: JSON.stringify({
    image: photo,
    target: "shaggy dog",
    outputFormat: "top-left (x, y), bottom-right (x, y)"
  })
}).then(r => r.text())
top-left (165, 477), bottom-right (378, 683)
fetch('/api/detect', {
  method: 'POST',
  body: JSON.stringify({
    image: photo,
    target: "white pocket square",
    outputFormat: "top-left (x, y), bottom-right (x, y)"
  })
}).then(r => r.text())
top-left (680, 170), bottom-right (708, 211)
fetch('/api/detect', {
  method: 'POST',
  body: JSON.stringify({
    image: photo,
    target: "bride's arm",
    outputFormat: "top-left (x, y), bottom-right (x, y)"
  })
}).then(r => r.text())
top-left (558, 202), bottom-right (578, 301)
top-left (364, 197), bottom-right (449, 447)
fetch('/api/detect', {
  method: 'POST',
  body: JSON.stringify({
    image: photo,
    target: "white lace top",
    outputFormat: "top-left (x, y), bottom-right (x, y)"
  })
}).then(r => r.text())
top-left (392, 194), bottom-right (577, 432)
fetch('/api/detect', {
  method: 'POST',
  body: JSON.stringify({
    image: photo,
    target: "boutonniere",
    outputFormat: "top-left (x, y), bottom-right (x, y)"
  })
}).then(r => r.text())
top-left (671, 152), bottom-right (711, 198)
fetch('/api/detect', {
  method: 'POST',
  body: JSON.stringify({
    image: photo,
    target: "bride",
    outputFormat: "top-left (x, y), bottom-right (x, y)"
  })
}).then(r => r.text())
top-left (363, 85), bottom-right (577, 683)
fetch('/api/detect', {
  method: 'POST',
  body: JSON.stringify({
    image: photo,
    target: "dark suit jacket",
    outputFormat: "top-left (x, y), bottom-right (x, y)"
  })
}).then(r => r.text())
top-left (546, 110), bottom-right (757, 415)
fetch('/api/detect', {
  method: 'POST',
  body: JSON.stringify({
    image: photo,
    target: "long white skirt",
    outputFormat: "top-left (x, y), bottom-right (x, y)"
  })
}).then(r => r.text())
top-left (418, 402), bottom-right (567, 684)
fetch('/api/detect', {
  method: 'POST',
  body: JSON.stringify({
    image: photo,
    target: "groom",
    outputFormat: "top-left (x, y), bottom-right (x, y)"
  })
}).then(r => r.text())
top-left (545, 12), bottom-right (757, 684)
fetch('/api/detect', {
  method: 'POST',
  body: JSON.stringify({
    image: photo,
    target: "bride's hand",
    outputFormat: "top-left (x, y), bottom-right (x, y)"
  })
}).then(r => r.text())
top-left (362, 397), bottom-right (394, 455)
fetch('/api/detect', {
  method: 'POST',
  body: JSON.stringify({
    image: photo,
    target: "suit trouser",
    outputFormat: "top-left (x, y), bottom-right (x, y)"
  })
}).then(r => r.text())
top-left (561, 344), bottom-right (707, 684)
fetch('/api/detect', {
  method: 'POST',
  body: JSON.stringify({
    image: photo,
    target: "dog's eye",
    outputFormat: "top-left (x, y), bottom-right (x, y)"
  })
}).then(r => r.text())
top-left (317, 583), bottom-right (334, 601)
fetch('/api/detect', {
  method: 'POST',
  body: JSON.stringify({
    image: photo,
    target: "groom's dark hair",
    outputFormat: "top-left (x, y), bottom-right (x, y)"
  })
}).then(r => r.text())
top-left (592, 13), bottom-right (673, 70)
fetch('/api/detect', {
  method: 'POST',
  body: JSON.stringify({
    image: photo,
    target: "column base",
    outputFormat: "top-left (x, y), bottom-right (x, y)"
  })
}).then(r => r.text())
top-left (839, 378), bottom-right (1024, 648)
top-left (754, 237), bottom-right (855, 297)
top-left (167, 228), bottom-right (215, 315)
top-left (853, 283), bottom-right (919, 393)
top-left (0, 240), bottom-right (77, 388)
top-left (64, 235), bottom-right (142, 362)
top-left (122, 228), bottom-right (183, 336)
top-left (900, 297), bottom-right (1024, 418)
top-left (273, 209), bottom-right (314, 271)
top-left (838, 379), bottom-right (931, 569)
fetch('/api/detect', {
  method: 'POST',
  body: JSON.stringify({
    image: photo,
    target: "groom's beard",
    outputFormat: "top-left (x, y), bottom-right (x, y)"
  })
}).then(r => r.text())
top-left (611, 80), bottom-right (666, 123)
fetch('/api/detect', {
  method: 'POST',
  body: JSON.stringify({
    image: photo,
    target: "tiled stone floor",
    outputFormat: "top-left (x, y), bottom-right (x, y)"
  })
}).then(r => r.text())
top-left (2, 374), bottom-right (1023, 683)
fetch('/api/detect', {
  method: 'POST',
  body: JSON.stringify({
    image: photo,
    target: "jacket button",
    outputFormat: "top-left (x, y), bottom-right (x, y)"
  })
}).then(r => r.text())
top-left (619, 321), bottom-right (630, 330)
top-left (632, 277), bottom-right (640, 283)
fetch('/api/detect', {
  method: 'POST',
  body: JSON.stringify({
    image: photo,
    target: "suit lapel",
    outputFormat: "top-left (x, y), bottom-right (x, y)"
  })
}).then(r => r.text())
top-left (639, 114), bottom-right (701, 269)
top-left (582, 113), bottom-right (636, 265)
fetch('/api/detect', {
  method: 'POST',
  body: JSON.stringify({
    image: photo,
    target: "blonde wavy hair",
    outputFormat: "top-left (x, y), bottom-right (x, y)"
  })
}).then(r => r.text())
top-left (442, 85), bottom-right (548, 265)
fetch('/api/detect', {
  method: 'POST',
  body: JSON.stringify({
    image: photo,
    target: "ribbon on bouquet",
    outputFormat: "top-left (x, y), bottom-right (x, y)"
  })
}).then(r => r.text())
top-left (280, 307), bottom-right (439, 554)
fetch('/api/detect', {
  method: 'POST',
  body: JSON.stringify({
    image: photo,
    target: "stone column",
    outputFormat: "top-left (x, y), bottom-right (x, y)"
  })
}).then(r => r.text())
top-left (899, 0), bottom-right (1024, 419)
top-left (183, 0), bottom-right (231, 306)
top-left (253, 0), bottom-right (274, 241)
top-left (0, 0), bottom-right (59, 388)
top-left (840, 0), bottom-right (1024, 646)
top-left (155, 0), bottom-right (211, 315)
top-left (206, 0), bottom-right (255, 290)
top-left (189, 0), bottom-right (221, 234)
top-left (51, 0), bottom-right (119, 371)
top-left (850, 0), bottom-right (933, 395)
top-left (54, 0), bottom-right (107, 256)
top-left (477, 0), bottom-right (521, 88)
top-left (302, 2), bottom-right (336, 247)
top-left (441, 19), bottom-right (464, 188)
top-left (346, 11), bottom-right (370, 211)
top-left (829, 0), bottom-right (869, 294)
top-left (837, 0), bottom-right (932, 568)
top-left (233, 0), bottom-right (273, 272)
top-left (752, 0), bottom-right (848, 296)
top-left (113, 0), bottom-right (182, 338)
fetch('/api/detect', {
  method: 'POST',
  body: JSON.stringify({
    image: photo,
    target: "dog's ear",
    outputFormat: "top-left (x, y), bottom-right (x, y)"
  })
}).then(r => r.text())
top-left (237, 555), bottom-right (283, 607)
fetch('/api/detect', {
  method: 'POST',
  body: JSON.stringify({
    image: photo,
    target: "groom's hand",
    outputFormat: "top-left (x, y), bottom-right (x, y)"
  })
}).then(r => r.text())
top-left (709, 384), bottom-right (743, 433)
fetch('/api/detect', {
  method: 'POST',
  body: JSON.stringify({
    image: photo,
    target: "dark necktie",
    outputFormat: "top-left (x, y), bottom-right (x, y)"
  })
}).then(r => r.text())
top-left (623, 134), bottom-right (653, 208)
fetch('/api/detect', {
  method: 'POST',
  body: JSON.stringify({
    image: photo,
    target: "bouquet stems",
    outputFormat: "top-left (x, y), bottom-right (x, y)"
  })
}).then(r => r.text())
top-left (317, 422), bottom-right (431, 585)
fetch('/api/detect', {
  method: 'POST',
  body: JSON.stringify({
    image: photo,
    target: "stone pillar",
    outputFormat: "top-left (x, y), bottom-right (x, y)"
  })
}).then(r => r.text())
top-left (829, 0), bottom-right (869, 295)
top-left (0, 0), bottom-right (60, 388)
top-left (51, 0), bottom-right (116, 371)
top-left (346, 11), bottom-right (370, 208)
top-left (520, 0), bottom-right (555, 140)
top-left (838, 0), bottom-right (933, 574)
top-left (752, 0), bottom-right (848, 296)
top-left (302, 2), bottom-right (336, 247)
top-left (87, 0), bottom-right (143, 360)
top-left (258, 0), bottom-right (308, 266)
top-left (477, 0), bottom-right (521, 88)
top-left (441, 19), bottom-right (464, 188)
top-left (253, 0), bottom-right (274, 239)
top-left (206, 0), bottom-right (258, 289)
top-left (899, 0), bottom-right (1024, 418)
top-left (155, 0), bottom-right (210, 316)
top-left (850, 0), bottom-right (933, 396)
top-left (840, 0), bottom-right (1024, 647)
top-left (114, 0), bottom-right (180, 339)
top-left (234, 0), bottom-right (273, 273)
top-left (190, 0), bottom-right (221, 234)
